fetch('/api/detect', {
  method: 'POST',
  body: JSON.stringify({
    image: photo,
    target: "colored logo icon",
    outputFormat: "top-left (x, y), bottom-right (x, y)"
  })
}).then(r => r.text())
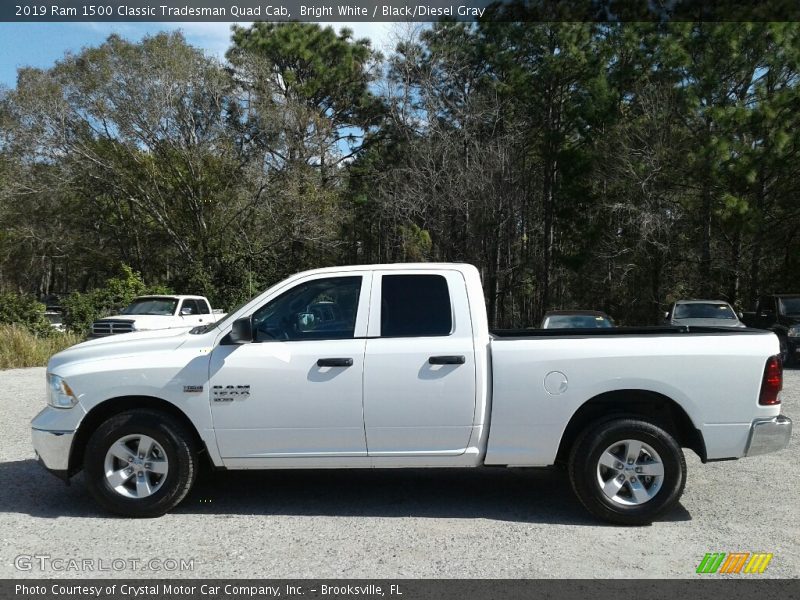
top-left (697, 552), bottom-right (773, 574)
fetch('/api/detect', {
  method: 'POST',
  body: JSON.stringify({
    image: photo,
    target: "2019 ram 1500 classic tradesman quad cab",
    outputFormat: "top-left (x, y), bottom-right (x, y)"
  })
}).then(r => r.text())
top-left (32, 264), bottom-right (791, 524)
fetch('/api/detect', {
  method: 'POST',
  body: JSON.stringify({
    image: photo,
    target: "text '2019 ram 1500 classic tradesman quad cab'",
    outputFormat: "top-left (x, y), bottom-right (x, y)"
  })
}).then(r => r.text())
top-left (33, 264), bottom-right (791, 524)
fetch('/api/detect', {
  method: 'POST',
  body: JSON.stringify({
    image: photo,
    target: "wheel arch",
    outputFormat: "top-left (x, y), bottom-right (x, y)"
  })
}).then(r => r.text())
top-left (555, 389), bottom-right (706, 465)
top-left (69, 396), bottom-right (206, 477)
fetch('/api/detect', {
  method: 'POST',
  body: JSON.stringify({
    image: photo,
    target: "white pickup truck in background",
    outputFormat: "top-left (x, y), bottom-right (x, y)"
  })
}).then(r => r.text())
top-left (33, 264), bottom-right (791, 524)
top-left (90, 295), bottom-right (225, 337)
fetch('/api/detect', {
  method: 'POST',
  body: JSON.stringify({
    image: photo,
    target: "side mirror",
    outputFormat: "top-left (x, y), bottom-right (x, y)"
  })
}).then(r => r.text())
top-left (296, 312), bottom-right (316, 332)
top-left (228, 317), bottom-right (254, 344)
top-left (737, 311), bottom-right (744, 320)
top-left (180, 308), bottom-right (193, 316)
top-left (664, 312), bottom-right (670, 321)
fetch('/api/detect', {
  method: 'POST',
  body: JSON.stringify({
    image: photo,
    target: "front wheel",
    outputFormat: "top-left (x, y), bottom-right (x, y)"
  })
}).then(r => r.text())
top-left (84, 409), bottom-right (198, 517)
top-left (568, 418), bottom-right (686, 525)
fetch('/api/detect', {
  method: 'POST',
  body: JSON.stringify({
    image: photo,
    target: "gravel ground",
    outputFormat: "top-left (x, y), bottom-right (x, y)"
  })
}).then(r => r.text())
top-left (1, 366), bottom-right (797, 579)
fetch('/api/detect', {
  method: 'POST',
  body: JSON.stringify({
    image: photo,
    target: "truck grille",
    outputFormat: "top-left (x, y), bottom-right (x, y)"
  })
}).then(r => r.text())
top-left (91, 319), bottom-right (135, 336)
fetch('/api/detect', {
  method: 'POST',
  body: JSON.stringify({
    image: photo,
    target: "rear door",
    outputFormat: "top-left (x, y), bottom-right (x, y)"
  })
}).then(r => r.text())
top-left (362, 270), bottom-right (477, 455)
top-left (177, 299), bottom-right (207, 327)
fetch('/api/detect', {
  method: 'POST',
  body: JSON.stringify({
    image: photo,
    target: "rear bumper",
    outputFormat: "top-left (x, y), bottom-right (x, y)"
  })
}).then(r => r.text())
top-left (31, 427), bottom-right (75, 482)
top-left (745, 415), bottom-right (792, 456)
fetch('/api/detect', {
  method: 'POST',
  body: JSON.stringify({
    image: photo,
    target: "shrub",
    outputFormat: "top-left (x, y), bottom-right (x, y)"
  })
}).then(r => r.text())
top-left (0, 324), bottom-right (83, 369)
top-left (0, 292), bottom-right (52, 336)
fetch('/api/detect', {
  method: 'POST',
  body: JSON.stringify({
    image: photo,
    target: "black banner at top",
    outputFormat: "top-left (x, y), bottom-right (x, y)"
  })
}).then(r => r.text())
top-left (5, 0), bottom-right (800, 22)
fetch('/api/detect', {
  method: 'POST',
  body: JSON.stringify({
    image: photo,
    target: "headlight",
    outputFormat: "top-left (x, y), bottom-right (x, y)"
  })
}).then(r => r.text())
top-left (47, 374), bottom-right (78, 409)
top-left (789, 325), bottom-right (800, 338)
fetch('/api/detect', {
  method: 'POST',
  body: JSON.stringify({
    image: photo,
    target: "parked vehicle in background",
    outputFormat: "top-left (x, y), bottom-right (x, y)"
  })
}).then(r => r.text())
top-left (90, 295), bottom-right (225, 337)
top-left (742, 294), bottom-right (800, 366)
top-left (44, 306), bottom-right (65, 332)
top-left (33, 264), bottom-right (790, 525)
top-left (664, 300), bottom-right (746, 329)
top-left (541, 310), bottom-right (615, 329)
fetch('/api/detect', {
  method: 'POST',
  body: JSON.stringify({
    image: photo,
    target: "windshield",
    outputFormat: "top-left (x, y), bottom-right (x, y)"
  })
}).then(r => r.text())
top-left (778, 297), bottom-right (800, 316)
top-left (543, 314), bottom-right (613, 328)
top-left (120, 298), bottom-right (178, 316)
top-left (673, 303), bottom-right (735, 319)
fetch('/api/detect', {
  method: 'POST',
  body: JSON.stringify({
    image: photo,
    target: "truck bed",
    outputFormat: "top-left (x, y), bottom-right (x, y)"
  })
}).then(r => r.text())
top-left (490, 325), bottom-right (767, 339)
top-left (484, 325), bottom-right (778, 466)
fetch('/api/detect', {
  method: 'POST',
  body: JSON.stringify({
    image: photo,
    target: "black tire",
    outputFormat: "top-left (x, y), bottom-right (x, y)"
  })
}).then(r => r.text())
top-left (568, 418), bottom-right (686, 526)
top-left (83, 409), bottom-right (198, 517)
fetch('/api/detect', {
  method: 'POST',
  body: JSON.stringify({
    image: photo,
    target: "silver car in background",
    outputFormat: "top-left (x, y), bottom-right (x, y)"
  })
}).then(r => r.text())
top-left (665, 299), bottom-right (746, 328)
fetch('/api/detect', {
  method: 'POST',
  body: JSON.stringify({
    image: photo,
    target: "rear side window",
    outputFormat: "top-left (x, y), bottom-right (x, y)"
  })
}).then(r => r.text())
top-left (198, 300), bottom-right (211, 315)
top-left (381, 275), bottom-right (452, 337)
top-left (181, 299), bottom-right (200, 315)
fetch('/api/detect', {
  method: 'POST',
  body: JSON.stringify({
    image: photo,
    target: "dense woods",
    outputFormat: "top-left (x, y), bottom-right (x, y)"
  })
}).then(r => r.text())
top-left (1, 20), bottom-right (799, 328)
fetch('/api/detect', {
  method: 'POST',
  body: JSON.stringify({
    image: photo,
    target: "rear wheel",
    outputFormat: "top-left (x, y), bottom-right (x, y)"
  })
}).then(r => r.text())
top-left (84, 409), bottom-right (198, 517)
top-left (568, 418), bottom-right (686, 525)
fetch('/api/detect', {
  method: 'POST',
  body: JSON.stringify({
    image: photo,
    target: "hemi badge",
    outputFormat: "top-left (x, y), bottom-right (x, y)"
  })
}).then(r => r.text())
top-left (183, 385), bottom-right (204, 393)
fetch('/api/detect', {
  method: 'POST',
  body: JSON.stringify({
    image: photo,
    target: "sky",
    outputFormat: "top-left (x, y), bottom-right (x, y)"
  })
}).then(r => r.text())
top-left (0, 21), bottom-right (397, 89)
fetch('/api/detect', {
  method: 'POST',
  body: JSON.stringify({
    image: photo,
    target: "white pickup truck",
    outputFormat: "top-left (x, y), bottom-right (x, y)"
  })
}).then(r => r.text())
top-left (90, 295), bottom-right (224, 337)
top-left (32, 264), bottom-right (791, 524)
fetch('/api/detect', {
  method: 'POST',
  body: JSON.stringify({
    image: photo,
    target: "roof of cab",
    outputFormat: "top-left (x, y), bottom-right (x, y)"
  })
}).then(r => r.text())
top-left (134, 295), bottom-right (208, 300)
top-left (292, 263), bottom-right (478, 277)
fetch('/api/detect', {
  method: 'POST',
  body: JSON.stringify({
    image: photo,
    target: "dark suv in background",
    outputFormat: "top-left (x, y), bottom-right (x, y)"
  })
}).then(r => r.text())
top-left (742, 294), bottom-right (800, 366)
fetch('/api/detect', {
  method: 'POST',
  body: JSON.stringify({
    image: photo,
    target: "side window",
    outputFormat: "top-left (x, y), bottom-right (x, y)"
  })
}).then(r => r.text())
top-left (251, 277), bottom-right (362, 342)
top-left (380, 274), bottom-right (452, 337)
top-left (198, 300), bottom-right (211, 315)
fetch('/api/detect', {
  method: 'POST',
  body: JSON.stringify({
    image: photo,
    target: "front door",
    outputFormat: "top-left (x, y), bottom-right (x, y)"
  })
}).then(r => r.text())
top-left (209, 274), bottom-right (371, 458)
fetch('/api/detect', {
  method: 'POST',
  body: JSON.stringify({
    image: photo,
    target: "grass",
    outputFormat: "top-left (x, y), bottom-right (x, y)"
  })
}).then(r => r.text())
top-left (0, 324), bottom-right (83, 369)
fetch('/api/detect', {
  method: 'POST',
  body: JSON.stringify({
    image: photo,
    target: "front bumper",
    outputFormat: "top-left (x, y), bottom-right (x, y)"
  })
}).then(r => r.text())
top-left (32, 427), bottom-right (75, 481)
top-left (745, 415), bottom-right (792, 456)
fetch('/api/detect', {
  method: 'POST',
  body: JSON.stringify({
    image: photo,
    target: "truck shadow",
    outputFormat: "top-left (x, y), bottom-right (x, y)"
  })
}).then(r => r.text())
top-left (0, 458), bottom-right (691, 525)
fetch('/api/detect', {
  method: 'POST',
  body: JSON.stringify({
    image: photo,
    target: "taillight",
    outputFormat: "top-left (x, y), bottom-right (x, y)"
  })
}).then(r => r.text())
top-left (759, 355), bottom-right (783, 405)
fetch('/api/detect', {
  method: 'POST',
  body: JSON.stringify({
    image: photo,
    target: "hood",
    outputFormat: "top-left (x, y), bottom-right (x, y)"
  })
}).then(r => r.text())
top-left (48, 326), bottom-right (193, 372)
top-left (99, 314), bottom-right (179, 330)
top-left (671, 318), bottom-right (745, 328)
